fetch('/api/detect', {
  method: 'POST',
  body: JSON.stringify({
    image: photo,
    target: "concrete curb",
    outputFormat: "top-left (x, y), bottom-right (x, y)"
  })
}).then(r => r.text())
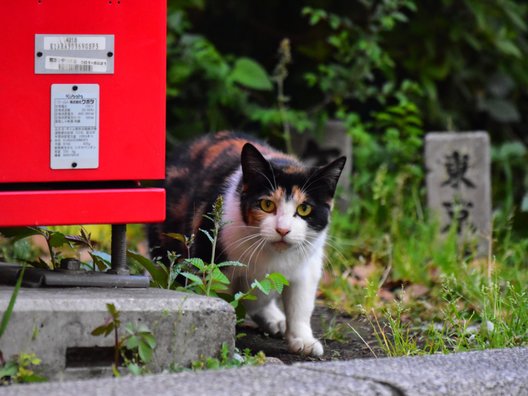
top-left (0, 287), bottom-right (235, 380)
top-left (2, 347), bottom-right (526, 395)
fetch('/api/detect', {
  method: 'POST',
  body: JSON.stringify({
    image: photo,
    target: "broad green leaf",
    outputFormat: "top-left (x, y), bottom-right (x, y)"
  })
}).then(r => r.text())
top-left (48, 231), bottom-right (68, 248)
top-left (252, 279), bottom-right (272, 295)
top-left (136, 324), bottom-right (152, 334)
top-left (186, 257), bottom-right (206, 271)
top-left (229, 58), bottom-right (273, 91)
top-left (142, 333), bottom-right (157, 349)
top-left (0, 362), bottom-right (18, 378)
top-left (138, 339), bottom-right (153, 363)
top-left (267, 272), bottom-right (289, 294)
top-left (495, 39), bottom-right (521, 58)
top-left (127, 250), bottom-right (168, 287)
top-left (180, 271), bottom-right (203, 286)
top-left (126, 363), bottom-right (142, 376)
top-left (164, 233), bottom-right (187, 244)
top-left (0, 227), bottom-right (43, 242)
top-left (90, 251), bottom-right (112, 272)
top-left (217, 261), bottom-right (246, 268)
top-left (210, 268), bottom-right (230, 285)
top-left (125, 335), bottom-right (139, 350)
top-left (91, 323), bottom-right (114, 337)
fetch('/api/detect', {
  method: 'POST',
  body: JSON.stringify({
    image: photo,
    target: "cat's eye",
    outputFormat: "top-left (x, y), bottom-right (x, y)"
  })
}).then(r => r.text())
top-left (297, 203), bottom-right (313, 217)
top-left (259, 199), bottom-right (276, 213)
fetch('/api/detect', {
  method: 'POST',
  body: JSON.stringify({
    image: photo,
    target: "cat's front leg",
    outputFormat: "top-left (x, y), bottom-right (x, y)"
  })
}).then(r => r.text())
top-left (282, 274), bottom-right (323, 357)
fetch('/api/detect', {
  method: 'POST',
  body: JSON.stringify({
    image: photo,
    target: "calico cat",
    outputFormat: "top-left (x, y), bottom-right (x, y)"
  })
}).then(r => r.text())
top-left (150, 131), bottom-right (346, 357)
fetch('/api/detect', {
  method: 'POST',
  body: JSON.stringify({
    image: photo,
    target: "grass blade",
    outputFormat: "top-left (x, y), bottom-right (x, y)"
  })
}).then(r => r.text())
top-left (0, 265), bottom-right (26, 339)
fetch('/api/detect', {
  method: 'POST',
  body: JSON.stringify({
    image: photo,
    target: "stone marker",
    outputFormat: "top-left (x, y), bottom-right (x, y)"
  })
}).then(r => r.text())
top-left (292, 120), bottom-right (352, 212)
top-left (425, 132), bottom-right (491, 255)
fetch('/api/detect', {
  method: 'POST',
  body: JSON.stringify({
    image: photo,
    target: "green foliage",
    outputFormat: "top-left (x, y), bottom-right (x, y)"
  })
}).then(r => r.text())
top-left (0, 353), bottom-right (46, 385)
top-left (302, 2), bottom-right (418, 109)
top-left (0, 266), bottom-right (46, 385)
top-left (185, 343), bottom-right (266, 371)
top-left (230, 58), bottom-right (273, 91)
top-left (369, 275), bottom-right (528, 357)
top-left (91, 303), bottom-right (157, 376)
top-left (0, 226), bottom-right (99, 270)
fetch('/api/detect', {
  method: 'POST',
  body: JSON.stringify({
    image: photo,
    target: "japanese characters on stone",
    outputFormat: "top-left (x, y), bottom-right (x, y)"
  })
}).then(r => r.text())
top-left (425, 132), bottom-right (492, 255)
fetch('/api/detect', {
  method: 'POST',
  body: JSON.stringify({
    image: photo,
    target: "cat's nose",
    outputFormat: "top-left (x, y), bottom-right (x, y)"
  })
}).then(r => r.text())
top-left (275, 227), bottom-right (290, 237)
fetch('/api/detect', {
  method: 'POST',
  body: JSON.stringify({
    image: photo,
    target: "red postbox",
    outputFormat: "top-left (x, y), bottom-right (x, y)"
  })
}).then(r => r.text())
top-left (0, 1), bottom-right (166, 285)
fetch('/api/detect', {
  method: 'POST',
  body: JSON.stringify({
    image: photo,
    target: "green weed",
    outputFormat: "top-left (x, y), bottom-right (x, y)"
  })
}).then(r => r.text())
top-left (91, 303), bottom-right (157, 376)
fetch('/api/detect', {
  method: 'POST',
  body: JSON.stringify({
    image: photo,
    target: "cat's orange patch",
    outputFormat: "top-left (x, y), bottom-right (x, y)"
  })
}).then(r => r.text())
top-left (189, 138), bottom-right (210, 160)
top-left (270, 187), bottom-right (285, 203)
top-left (283, 165), bottom-right (304, 174)
top-left (292, 186), bottom-right (308, 204)
top-left (247, 208), bottom-right (267, 226)
top-left (166, 166), bottom-right (189, 183)
top-left (203, 139), bottom-right (247, 167)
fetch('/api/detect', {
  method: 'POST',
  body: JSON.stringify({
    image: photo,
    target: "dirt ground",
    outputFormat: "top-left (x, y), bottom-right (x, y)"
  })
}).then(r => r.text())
top-left (236, 304), bottom-right (384, 364)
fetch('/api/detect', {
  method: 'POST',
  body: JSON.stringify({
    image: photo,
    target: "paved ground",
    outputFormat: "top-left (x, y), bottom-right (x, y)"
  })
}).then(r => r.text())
top-left (2, 347), bottom-right (527, 395)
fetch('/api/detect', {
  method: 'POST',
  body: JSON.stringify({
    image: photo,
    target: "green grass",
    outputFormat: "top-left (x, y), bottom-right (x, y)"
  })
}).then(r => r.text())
top-left (322, 207), bottom-right (528, 356)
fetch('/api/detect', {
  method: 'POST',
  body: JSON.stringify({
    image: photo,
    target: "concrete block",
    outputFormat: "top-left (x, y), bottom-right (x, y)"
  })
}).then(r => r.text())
top-left (0, 287), bottom-right (235, 380)
top-left (425, 132), bottom-right (492, 254)
top-left (300, 347), bottom-right (528, 396)
top-left (3, 348), bottom-right (527, 395)
top-left (0, 363), bottom-right (391, 396)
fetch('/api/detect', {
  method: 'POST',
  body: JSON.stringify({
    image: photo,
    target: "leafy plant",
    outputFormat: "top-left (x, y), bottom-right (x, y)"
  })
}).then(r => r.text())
top-left (0, 265), bottom-right (47, 385)
top-left (91, 303), bottom-right (157, 376)
top-left (0, 226), bottom-right (107, 271)
top-left (0, 353), bottom-right (46, 385)
top-left (185, 343), bottom-right (266, 371)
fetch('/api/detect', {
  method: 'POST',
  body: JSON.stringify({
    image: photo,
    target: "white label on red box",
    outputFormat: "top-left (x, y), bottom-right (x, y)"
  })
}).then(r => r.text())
top-left (35, 34), bottom-right (114, 74)
top-left (50, 84), bottom-right (100, 170)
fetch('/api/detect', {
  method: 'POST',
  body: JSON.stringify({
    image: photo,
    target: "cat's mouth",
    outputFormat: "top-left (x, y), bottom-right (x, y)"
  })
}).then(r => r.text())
top-left (271, 240), bottom-right (291, 252)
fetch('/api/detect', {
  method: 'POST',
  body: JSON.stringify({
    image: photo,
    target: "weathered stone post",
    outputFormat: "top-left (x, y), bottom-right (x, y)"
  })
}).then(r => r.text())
top-left (425, 132), bottom-right (492, 255)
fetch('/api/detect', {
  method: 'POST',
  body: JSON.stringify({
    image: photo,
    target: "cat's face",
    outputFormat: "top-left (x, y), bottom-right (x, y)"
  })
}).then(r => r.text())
top-left (239, 144), bottom-right (346, 252)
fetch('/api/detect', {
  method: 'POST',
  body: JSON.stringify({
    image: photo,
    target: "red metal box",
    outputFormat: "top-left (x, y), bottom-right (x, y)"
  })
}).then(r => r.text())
top-left (0, 0), bottom-right (166, 226)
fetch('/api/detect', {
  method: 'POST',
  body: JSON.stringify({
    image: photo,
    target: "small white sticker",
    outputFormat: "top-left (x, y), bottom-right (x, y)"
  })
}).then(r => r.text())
top-left (44, 36), bottom-right (106, 51)
top-left (51, 84), bottom-right (100, 170)
top-left (45, 56), bottom-right (108, 73)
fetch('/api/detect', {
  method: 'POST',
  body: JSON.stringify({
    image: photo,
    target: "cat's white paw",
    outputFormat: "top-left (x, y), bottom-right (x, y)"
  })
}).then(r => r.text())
top-left (287, 335), bottom-right (324, 357)
top-left (251, 302), bottom-right (287, 337)
top-left (268, 319), bottom-right (287, 336)
top-left (256, 317), bottom-right (286, 337)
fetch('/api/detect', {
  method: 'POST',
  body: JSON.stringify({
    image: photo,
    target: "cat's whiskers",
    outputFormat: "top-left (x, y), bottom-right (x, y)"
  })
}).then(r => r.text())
top-left (220, 232), bottom-right (262, 257)
top-left (236, 235), bottom-right (265, 264)
top-left (242, 238), bottom-right (267, 290)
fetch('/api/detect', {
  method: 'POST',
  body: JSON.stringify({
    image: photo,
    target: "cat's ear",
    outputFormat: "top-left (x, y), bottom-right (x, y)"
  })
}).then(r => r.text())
top-left (310, 156), bottom-right (346, 198)
top-left (241, 143), bottom-right (272, 186)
